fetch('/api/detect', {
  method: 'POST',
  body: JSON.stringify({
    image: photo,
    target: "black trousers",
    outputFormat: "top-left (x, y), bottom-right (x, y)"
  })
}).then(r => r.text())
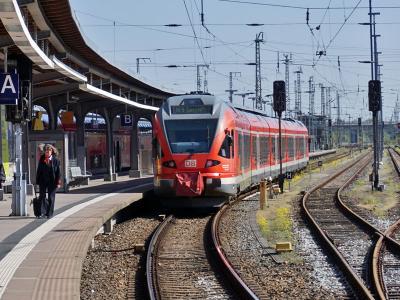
top-left (39, 184), bottom-right (57, 217)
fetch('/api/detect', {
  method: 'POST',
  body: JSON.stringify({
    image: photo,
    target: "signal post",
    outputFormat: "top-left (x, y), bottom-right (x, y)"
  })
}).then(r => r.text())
top-left (273, 80), bottom-right (286, 193)
top-left (3, 54), bottom-right (32, 216)
top-left (368, 80), bottom-right (381, 190)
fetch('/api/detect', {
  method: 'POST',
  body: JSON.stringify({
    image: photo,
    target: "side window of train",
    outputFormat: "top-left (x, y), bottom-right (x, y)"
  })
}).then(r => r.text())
top-left (238, 133), bottom-right (243, 169)
top-left (219, 134), bottom-right (231, 158)
top-left (260, 136), bottom-right (268, 165)
top-left (231, 130), bottom-right (234, 158)
top-left (271, 136), bottom-right (275, 163)
top-left (244, 134), bottom-right (251, 169)
top-left (251, 135), bottom-right (257, 165)
top-left (290, 137), bottom-right (295, 159)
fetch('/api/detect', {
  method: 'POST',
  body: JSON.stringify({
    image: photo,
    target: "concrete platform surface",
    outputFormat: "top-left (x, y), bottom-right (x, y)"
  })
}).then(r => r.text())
top-left (0, 175), bottom-right (153, 299)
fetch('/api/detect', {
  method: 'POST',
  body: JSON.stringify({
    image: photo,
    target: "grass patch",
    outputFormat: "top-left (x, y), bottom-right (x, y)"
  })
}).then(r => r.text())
top-left (257, 207), bottom-right (292, 243)
top-left (345, 150), bottom-right (399, 217)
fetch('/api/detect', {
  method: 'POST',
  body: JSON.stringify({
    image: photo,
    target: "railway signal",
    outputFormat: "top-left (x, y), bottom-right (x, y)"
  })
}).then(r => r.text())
top-left (273, 80), bottom-right (286, 193)
top-left (368, 80), bottom-right (381, 112)
top-left (273, 80), bottom-right (286, 115)
top-left (368, 80), bottom-right (381, 190)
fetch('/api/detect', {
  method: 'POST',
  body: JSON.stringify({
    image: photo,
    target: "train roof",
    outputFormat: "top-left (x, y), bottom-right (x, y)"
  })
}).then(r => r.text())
top-left (159, 93), bottom-right (229, 119)
top-left (159, 93), bottom-right (307, 133)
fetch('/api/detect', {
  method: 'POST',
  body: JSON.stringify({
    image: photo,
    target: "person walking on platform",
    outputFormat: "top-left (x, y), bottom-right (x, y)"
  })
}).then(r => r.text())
top-left (36, 144), bottom-right (61, 218)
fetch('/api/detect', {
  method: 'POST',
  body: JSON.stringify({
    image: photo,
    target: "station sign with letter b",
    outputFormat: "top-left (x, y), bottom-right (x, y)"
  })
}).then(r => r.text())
top-left (120, 114), bottom-right (133, 127)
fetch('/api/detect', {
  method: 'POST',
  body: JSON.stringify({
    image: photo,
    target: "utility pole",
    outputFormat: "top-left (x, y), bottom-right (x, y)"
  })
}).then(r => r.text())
top-left (308, 76), bottom-right (315, 115)
top-left (226, 72), bottom-right (241, 103)
top-left (255, 32), bottom-right (264, 110)
top-left (283, 54), bottom-right (292, 117)
top-left (337, 91), bottom-right (341, 147)
top-left (136, 57), bottom-right (150, 74)
top-left (326, 87), bottom-right (332, 148)
top-left (294, 67), bottom-right (302, 117)
top-left (320, 84), bottom-right (325, 116)
top-left (394, 95), bottom-right (399, 123)
top-left (366, 0), bottom-right (381, 189)
top-left (320, 84), bottom-right (325, 149)
top-left (307, 76), bottom-right (315, 151)
top-left (196, 64), bottom-right (209, 92)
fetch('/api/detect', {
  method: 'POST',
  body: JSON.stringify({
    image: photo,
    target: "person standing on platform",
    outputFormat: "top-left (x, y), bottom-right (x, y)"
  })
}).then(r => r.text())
top-left (36, 144), bottom-right (61, 218)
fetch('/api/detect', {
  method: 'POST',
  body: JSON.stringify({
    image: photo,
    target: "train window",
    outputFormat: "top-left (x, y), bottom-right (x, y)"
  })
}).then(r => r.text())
top-left (238, 133), bottom-right (243, 170)
top-left (271, 137), bottom-right (276, 163)
top-left (251, 135), bottom-right (257, 166)
top-left (219, 135), bottom-right (231, 158)
top-left (165, 119), bottom-right (218, 153)
top-left (282, 137), bottom-right (287, 160)
top-left (231, 130), bottom-right (234, 158)
top-left (288, 137), bottom-right (294, 159)
top-left (260, 136), bottom-right (268, 165)
top-left (180, 98), bottom-right (203, 106)
top-left (244, 134), bottom-right (250, 169)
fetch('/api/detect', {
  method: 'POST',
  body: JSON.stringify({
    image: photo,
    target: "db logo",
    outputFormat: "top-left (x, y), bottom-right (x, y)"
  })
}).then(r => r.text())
top-left (185, 159), bottom-right (197, 168)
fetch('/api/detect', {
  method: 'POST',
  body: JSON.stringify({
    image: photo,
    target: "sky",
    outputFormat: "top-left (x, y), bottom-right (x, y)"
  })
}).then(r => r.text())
top-left (69, 0), bottom-right (400, 122)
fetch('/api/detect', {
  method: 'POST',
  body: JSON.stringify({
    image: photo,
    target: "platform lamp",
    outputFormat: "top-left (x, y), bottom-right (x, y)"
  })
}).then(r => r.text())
top-left (273, 80), bottom-right (286, 193)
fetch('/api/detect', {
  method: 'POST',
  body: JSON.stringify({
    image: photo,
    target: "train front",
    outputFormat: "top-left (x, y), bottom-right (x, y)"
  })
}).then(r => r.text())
top-left (153, 94), bottom-right (235, 205)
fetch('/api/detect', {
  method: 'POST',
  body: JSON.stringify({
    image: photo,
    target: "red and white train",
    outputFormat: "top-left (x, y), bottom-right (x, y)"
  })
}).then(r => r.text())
top-left (153, 93), bottom-right (309, 201)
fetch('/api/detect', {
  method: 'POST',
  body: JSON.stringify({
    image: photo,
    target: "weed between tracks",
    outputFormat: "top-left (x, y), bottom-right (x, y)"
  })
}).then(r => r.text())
top-left (256, 149), bottom-right (359, 263)
top-left (344, 150), bottom-right (399, 217)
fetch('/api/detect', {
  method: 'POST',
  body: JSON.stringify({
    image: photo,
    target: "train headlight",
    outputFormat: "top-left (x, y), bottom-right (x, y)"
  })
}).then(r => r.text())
top-left (205, 160), bottom-right (221, 168)
top-left (162, 160), bottom-right (177, 168)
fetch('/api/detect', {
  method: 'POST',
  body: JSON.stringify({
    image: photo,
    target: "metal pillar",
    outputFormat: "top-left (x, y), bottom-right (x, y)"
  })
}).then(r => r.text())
top-left (129, 121), bottom-right (141, 178)
top-left (104, 109), bottom-right (116, 181)
top-left (278, 115), bottom-right (284, 192)
top-left (76, 114), bottom-right (86, 173)
top-left (255, 32), bottom-right (264, 110)
top-left (337, 91), bottom-right (341, 147)
top-left (11, 124), bottom-right (27, 216)
top-left (294, 67), bottom-right (302, 117)
top-left (283, 54), bottom-right (292, 118)
top-left (226, 72), bottom-right (241, 103)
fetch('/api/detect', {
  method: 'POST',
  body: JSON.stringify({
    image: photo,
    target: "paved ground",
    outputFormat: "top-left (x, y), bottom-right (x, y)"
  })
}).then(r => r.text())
top-left (0, 175), bottom-right (153, 300)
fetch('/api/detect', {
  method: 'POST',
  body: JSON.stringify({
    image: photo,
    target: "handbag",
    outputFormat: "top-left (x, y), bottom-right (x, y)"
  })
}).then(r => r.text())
top-left (31, 190), bottom-right (42, 218)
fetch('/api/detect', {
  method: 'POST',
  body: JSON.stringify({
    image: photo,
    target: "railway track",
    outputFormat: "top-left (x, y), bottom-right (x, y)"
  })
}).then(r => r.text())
top-left (146, 214), bottom-right (240, 299)
top-left (303, 153), bottom-right (376, 299)
top-left (303, 150), bottom-right (400, 300)
top-left (372, 148), bottom-right (400, 299)
top-left (308, 149), bottom-right (351, 169)
top-left (146, 150), bottom-right (360, 299)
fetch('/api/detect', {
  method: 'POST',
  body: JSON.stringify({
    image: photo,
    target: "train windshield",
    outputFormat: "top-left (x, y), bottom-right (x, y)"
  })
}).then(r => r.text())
top-left (165, 119), bottom-right (218, 153)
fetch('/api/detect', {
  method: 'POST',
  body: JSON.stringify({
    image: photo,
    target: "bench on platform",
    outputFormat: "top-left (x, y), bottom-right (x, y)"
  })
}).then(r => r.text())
top-left (69, 166), bottom-right (91, 186)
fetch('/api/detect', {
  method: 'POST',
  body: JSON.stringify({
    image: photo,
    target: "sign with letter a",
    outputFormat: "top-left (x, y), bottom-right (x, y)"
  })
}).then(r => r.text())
top-left (120, 114), bottom-right (133, 127)
top-left (0, 73), bottom-right (19, 105)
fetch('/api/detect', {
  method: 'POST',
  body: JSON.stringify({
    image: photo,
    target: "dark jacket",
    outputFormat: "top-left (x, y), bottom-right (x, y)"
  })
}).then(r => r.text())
top-left (36, 154), bottom-right (61, 187)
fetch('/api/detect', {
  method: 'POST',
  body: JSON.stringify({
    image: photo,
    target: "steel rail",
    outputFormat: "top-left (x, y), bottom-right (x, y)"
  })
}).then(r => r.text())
top-left (371, 148), bottom-right (400, 300)
top-left (302, 152), bottom-right (376, 299)
top-left (211, 192), bottom-right (259, 300)
top-left (146, 214), bottom-right (174, 300)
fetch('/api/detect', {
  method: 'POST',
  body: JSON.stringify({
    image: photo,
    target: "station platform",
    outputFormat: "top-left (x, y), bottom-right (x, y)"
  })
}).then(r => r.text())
top-left (0, 175), bottom-right (153, 299)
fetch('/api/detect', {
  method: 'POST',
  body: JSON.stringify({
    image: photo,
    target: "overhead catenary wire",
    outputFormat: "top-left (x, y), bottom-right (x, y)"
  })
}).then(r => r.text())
top-left (218, 0), bottom-right (400, 10)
